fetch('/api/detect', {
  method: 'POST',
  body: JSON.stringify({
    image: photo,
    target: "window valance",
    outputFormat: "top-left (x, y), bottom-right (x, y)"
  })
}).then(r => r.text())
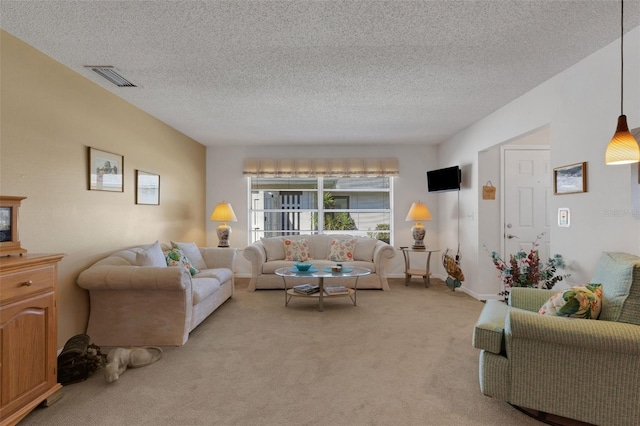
top-left (243, 158), bottom-right (399, 177)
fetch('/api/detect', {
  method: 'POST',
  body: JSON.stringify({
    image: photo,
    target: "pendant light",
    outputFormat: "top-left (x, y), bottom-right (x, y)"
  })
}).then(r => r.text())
top-left (605, 0), bottom-right (640, 165)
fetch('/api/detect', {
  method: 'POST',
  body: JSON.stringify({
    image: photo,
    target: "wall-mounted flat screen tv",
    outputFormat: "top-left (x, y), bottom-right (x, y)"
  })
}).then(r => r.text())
top-left (427, 165), bottom-right (461, 192)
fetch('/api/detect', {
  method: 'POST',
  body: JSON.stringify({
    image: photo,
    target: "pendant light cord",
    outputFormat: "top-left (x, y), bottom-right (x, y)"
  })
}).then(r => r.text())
top-left (620, 0), bottom-right (624, 115)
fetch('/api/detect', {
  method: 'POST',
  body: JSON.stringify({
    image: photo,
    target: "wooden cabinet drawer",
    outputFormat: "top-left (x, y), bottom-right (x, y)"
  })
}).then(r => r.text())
top-left (0, 265), bottom-right (55, 304)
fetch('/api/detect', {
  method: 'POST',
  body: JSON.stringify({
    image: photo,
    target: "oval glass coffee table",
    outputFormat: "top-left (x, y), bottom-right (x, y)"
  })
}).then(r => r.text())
top-left (275, 266), bottom-right (371, 311)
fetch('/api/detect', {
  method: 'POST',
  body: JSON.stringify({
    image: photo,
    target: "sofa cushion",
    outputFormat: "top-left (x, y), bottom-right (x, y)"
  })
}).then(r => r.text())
top-left (194, 268), bottom-right (233, 283)
top-left (164, 247), bottom-right (199, 276)
top-left (328, 238), bottom-right (356, 261)
top-left (191, 277), bottom-right (221, 304)
top-left (354, 237), bottom-right (377, 261)
top-left (538, 284), bottom-right (602, 319)
top-left (261, 237), bottom-right (285, 261)
top-left (171, 241), bottom-right (207, 270)
top-left (591, 252), bottom-right (640, 325)
top-left (472, 300), bottom-right (509, 354)
top-left (135, 241), bottom-right (166, 267)
top-left (284, 238), bottom-right (311, 261)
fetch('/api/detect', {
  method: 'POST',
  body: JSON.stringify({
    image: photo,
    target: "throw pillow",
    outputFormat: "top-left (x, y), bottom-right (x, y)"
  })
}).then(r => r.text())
top-left (354, 238), bottom-right (377, 261)
top-left (164, 247), bottom-right (200, 276)
top-left (283, 238), bottom-right (311, 261)
top-left (538, 283), bottom-right (603, 319)
top-left (261, 237), bottom-right (285, 261)
top-left (327, 238), bottom-right (357, 262)
top-left (136, 241), bottom-right (167, 267)
top-left (171, 241), bottom-right (207, 270)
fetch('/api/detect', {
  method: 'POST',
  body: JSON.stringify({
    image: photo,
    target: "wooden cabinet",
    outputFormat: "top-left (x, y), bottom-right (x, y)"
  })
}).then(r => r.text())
top-left (0, 254), bottom-right (63, 426)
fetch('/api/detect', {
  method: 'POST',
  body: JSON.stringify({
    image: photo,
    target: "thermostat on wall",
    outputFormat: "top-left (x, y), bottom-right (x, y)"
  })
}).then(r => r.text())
top-left (558, 208), bottom-right (570, 227)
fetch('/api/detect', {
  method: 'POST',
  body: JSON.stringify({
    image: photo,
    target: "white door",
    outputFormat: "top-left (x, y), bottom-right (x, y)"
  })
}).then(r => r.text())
top-left (503, 148), bottom-right (551, 262)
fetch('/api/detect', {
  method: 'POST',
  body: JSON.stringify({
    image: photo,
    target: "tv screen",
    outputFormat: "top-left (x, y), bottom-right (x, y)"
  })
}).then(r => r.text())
top-left (427, 166), bottom-right (461, 192)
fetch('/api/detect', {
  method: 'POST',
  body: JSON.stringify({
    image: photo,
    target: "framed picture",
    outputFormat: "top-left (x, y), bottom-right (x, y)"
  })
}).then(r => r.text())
top-left (136, 170), bottom-right (160, 205)
top-left (553, 162), bottom-right (587, 195)
top-left (88, 147), bottom-right (123, 192)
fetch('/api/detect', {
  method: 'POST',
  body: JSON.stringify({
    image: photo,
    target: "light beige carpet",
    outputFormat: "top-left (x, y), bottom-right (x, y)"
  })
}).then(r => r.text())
top-left (22, 278), bottom-right (544, 426)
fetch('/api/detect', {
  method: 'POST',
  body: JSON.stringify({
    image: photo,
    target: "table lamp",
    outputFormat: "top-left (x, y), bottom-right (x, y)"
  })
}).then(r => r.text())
top-left (405, 201), bottom-right (431, 249)
top-left (210, 201), bottom-right (237, 247)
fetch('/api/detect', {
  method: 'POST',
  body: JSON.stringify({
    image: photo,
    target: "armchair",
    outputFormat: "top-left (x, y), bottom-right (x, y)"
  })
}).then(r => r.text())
top-left (473, 252), bottom-right (640, 425)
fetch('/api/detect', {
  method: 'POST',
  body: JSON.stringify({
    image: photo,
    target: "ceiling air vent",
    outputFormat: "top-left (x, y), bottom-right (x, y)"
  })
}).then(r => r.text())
top-left (85, 66), bottom-right (137, 87)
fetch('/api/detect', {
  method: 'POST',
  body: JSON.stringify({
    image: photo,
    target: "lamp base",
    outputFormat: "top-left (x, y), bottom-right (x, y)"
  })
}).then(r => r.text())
top-left (217, 223), bottom-right (232, 248)
top-left (411, 223), bottom-right (426, 250)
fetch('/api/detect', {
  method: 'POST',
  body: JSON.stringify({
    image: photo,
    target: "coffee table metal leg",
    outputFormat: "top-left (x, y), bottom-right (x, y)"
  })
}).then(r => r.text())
top-left (318, 277), bottom-right (324, 312)
top-left (352, 277), bottom-right (358, 306)
top-left (282, 277), bottom-right (291, 306)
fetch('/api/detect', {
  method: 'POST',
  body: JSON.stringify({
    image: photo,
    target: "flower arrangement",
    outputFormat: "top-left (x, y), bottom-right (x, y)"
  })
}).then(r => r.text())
top-left (486, 233), bottom-right (570, 296)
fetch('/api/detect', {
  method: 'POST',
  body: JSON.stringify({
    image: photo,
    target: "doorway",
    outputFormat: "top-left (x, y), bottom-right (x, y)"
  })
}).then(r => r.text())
top-left (501, 147), bottom-right (551, 262)
top-left (476, 126), bottom-right (551, 299)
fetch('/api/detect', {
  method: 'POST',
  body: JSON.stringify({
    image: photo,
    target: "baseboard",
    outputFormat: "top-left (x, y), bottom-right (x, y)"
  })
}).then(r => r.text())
top-left (459, 286), bottom-right (503, 301)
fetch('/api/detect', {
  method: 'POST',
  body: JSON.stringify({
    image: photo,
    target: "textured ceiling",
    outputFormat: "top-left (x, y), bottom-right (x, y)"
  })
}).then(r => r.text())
top-left (1, 0), bottom-right (639, 147)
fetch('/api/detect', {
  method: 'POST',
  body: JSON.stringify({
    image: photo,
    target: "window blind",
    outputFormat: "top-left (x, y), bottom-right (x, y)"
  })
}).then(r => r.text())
top-left (243, 158), bottom-right (399, 177)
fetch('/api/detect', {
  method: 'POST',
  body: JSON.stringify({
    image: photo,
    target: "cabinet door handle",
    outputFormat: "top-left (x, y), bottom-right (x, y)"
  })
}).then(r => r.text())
top-left (22, 280), bottom-right (33, 287)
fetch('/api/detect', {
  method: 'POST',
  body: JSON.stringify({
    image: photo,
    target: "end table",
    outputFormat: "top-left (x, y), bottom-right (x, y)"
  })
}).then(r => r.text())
top-left (398, 247), bottom-right (440, 287)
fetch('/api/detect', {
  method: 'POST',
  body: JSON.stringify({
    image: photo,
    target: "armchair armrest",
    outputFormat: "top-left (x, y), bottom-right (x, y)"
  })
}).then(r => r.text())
top-left (508, 287), bottom-right (555, 312)
top-left (201, 247), bottom-right (237, 270)
top-left (77, 265), bottom-right (190, 291)
top-left (506, 308), bottom-right (640, 354)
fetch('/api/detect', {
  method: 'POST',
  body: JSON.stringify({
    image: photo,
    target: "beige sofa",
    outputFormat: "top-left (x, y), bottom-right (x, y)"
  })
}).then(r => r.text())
top-left (243, 234), bottom-right (395, 291)
top-left (77, 242), bottom-right (236, 347)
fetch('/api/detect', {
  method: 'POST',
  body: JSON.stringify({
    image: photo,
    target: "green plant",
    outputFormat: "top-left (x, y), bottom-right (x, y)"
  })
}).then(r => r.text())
top-left (485, 233), bottom-right (570, 296)
top-left (367, 223), bottom-right (390, 244)
top-left (313, 192), bottom-right (356, 231)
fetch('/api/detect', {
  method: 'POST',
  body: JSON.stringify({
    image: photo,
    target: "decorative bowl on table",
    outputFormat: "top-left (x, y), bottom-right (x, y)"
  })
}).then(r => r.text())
top-left (294, 261), bottom-right (313, 271)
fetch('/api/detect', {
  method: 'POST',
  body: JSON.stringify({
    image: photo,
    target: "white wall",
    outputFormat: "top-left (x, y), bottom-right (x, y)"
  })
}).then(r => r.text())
top-left (440, 27), bottom-right (640, 299)
top-left (206, 144), bottom-right (440, 277)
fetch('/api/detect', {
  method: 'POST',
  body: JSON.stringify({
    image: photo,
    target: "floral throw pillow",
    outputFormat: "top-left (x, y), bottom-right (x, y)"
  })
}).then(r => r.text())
top-left (538, 283), bottom-right (603, 319)
top-left (164, 247), bottom-right (199, 276)
top-left (327, 238), bottom-right (356, 262)
top-left (283, 238), bottom-right (311, 261)
top-left (170, 241), bottom-right (207, 270)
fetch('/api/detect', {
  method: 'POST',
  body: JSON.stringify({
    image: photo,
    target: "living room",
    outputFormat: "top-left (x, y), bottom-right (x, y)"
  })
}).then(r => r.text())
top-left (1, 1), bottom-right (640, 425)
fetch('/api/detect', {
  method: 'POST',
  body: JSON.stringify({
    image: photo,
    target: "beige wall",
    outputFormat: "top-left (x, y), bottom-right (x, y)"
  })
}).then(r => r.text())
top-left (0, 31), bottom-right (207, 349)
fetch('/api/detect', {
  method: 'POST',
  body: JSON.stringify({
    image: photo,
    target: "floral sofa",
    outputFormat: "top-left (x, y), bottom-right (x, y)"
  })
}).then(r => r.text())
top-left (243, 234), bottom-right (395, 291)
top-left (77, 241), bottom-right (236, 347)
top-left (472, 252), bottom-right (640, 425)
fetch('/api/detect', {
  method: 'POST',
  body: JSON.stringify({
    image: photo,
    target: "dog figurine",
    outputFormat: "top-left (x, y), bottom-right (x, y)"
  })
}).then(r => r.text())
top-left (104, 346), bottom-right (163, 383)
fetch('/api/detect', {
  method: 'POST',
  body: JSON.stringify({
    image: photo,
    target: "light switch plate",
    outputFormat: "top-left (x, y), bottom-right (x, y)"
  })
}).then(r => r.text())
top-left (558, 208), bottom-right (570, 227)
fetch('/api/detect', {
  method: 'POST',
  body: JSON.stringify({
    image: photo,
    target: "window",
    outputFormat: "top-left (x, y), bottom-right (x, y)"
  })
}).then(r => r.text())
top-left (249, 176), bottom-right (393, 244)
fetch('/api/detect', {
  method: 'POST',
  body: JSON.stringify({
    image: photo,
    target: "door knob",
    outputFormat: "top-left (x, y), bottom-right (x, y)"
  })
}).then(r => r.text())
top-left (506, 234), bottom-right (519, 239)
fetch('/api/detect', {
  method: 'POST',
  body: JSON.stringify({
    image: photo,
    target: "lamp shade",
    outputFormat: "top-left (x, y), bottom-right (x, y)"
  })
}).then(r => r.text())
top-left (405, 202), bottom-right (432, 222)
top-left (605, 115), bottom-right (640, 165)
top-left (210, 202), bottom-right (237, 222)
